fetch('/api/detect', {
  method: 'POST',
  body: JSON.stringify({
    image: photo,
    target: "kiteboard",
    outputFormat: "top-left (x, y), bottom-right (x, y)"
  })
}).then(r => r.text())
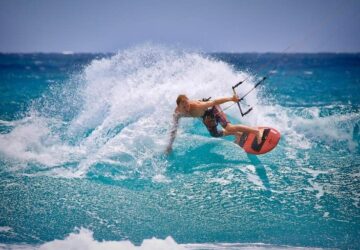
top-left (235, 127), bottom-right (280, 155)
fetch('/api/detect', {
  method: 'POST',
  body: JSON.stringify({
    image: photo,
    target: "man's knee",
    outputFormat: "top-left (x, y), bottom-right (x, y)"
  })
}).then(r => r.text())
top-left (224, 123), bottom-right (234, 131)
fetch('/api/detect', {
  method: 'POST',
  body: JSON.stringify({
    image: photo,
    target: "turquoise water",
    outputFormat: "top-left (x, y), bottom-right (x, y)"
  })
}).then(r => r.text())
top-left (0, 46), bottom-right (359, 249)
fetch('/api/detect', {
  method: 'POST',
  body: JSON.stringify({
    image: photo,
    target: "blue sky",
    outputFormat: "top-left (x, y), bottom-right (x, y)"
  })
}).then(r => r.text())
top-left (0, 0), bottom-right (359, 53)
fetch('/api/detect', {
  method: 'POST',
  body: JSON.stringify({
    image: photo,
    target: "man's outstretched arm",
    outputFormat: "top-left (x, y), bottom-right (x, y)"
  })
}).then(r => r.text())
top-left (197, 95), bottom-right (239, 109)
top-left (166, 113), bottom-right (180, 154)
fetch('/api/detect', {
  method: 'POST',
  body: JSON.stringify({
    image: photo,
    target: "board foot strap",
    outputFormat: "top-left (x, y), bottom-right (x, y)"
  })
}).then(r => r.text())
top-left (238, 133), bottom-right (249, 147)
top-left (251, 128), bottom-right (270, 152)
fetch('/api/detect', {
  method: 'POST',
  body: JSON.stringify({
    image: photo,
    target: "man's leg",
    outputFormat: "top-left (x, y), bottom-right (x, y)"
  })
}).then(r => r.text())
top-left (222, 130), bottom-right (243, 144)
top-left (213, 106), bottom-right (263, 144)
top-left (224, 123), bottom-right (263, 144)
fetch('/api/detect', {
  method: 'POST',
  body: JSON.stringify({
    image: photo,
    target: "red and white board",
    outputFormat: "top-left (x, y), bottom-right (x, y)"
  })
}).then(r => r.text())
top-left (235, 127), bottom-right (281, 155)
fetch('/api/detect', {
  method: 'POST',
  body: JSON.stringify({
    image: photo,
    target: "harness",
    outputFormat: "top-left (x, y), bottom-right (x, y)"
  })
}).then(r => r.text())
top-left (200, 97), bottom-right (224, 137)
top-left (200, 97), bottom-right (217, 127)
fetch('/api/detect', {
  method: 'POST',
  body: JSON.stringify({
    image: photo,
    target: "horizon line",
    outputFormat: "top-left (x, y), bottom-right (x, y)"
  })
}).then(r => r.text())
top-left (1, 50), bottom-right (360, 55)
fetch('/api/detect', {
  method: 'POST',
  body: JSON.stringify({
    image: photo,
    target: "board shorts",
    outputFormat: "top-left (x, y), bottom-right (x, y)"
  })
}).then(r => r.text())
top-left (202, 105), bottom-right (229, 137)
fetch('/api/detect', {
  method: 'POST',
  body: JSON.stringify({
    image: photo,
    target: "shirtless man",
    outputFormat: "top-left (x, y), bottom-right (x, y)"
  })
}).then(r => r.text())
top-left (166, 94), bottom-right (263, 153)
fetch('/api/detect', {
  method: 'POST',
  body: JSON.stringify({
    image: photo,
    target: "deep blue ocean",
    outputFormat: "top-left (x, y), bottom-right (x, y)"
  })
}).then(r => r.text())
top-left (0, 45), bottom-right (359, 249)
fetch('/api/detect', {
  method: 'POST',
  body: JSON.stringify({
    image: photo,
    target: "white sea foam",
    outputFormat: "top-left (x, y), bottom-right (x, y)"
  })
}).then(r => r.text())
top-left (206, 177), bottom-right (232, 186)
top-left (0, 45), bottom-right (252, 178)
top-left (302, 168), bottom-right (329, 200)
top-left (0, 226), bottom-right (12, 232)
top-left (152, 173), bottom-right (171, 183)
top-left (0, 228), bottom-right (324, 250)
top-left (302, 168), bottom-right (329, 178)
top-left (351, 172), bottom-right (360, 178)
top-left (0, 115), bottom-right (76, 167)
top-left (243, 165), bottom-right (265, 189)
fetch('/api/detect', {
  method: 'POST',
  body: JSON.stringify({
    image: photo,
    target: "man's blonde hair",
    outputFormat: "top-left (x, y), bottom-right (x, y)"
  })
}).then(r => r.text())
top-left (176, 94), bottom-right (188, 105)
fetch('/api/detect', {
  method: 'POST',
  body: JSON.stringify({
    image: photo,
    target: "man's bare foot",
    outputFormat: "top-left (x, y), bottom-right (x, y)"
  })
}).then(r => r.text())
top-left (256, 129), bottom-right (264, 144)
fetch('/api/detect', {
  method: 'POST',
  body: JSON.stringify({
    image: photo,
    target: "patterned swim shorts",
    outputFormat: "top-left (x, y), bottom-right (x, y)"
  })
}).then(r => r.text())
top-left (202, 105), bottom-right (229, 137)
